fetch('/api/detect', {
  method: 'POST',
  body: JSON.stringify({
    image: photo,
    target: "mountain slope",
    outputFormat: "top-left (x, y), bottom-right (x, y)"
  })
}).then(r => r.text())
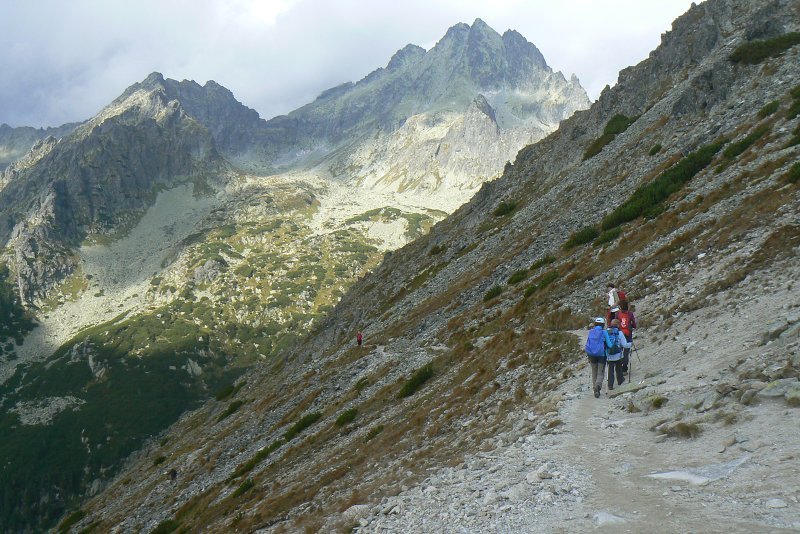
top-left (67, 0), bottom-right (800, 531)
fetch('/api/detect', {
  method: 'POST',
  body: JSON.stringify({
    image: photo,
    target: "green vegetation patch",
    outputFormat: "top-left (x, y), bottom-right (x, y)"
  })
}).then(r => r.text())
top-left (57, 509), bottom-right (86, 533)
top-left (648, 143), bottom-right (662, 156)
top-left (217, 400), bottom-right (244, 422)
top-left (0, 306), bottom-right (242, 532)
top-left (524, 269), bottom-right (561, 298)
top-left (230, 439), bottom-right (283, 480)
top-left (429, 244), bottom-right (446, 256)
top-left (214, 380), bottom-right (246, 401)
top-left (398, 364), bottom-right (434, 398)
top-left (757, 100), bottom-right (780, 119)
top-left (151, 519), bottom-right (181, 534)
top-left (365, 424), bottom-right (384, 442)
top-left (483, 285), bottom-right (503, 302)
top-left (335, 408), bottom-right (358, 427)
top-left (584, 114), bottom-right (637, 160)
top-left (284, 412), bottom-right (322, 441)
top-left (729, 32), bottom-right (800, 64)
top-left (563, 226), bottom-right (600, 250)
top-left (507, 269), bottom-right (529, 285)
top-left (231, 478), bottom-right (255, 499)
top-left (722, 124), bottom-right (770, 159)
top-left (601, 138), bottom-right (727, 230)
top-left (493, 201), bottom-right (517, 217)
top-left (785, 162), bottom-right (800, 184)
top-left (530, 255), bottom-right (556, 271)
top-left (593, 227), bottom-right (622, 246)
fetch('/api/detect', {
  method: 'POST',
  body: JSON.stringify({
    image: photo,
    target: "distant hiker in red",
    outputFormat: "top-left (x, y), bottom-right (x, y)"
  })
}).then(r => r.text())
top-left (356, 332), bottom-right (363, 347)
top-left (616, 301), bottom-right (637, 376)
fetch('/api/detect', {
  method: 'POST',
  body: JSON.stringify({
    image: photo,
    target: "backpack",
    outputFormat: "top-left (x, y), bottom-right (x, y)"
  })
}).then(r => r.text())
top-left (617, 290), bottom-right (627, 302)
top-left (617, 311), bottom-right (633, 337)
top-left (585, 327), bottom-right (606, 358)
top-left (607, 327), bottom-right (622, 355)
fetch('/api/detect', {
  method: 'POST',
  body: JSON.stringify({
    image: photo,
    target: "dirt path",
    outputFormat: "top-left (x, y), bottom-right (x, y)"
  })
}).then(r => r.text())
top-left (545, 332), bottom-right (795, 533)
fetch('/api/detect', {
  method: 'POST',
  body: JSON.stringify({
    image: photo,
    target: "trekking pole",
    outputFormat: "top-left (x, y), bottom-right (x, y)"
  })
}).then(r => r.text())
top-left (632, 341), bottom-right (642, 364)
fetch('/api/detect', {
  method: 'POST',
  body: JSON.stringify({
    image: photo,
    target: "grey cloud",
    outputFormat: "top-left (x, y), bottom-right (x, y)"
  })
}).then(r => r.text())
top-left (0, 0), bottom-right (695, 128)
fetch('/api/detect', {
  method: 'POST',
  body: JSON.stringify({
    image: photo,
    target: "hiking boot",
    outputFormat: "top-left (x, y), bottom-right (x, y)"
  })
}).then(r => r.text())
top-left (608, 384), bottom-right (614, 391)
top-left (593, 386), bottom-right (600, 398)
top-left (619, 378), bottom-right (625, 386)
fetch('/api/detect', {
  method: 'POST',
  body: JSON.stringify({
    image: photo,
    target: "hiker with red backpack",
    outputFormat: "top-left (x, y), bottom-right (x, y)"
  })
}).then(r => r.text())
top-left (605, 318), bottom-right (632, 390)
top-left (606, 283), bottom-right (626, 322)
top-left (616, 300), bottom-right (636, 377)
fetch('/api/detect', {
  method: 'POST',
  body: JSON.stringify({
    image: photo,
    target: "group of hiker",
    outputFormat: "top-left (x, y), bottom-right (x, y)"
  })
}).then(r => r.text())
top-left (584, 283), bottom-right (638, 398)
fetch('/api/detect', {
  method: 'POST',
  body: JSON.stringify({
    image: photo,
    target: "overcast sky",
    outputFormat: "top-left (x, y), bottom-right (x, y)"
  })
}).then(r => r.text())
top-left (0, 0), bottom-right (697, 128)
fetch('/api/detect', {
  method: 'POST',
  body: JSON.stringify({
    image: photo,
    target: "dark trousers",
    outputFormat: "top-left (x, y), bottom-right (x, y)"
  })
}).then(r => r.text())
top-left (608, 359), bottom-right (624, 388)
top-left (621, 333), bottom-right (632, 373)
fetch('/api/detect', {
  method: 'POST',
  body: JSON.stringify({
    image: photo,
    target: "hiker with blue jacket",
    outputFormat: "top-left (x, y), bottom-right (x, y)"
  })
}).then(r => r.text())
top-left (605, 318), bottom-right (632, 391)
top-left (584, 317), bottom-right (609, 398)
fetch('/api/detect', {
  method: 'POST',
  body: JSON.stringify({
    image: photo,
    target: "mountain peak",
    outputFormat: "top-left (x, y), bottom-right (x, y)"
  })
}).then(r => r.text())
top-left (387, 44), bottom-right (426, 71)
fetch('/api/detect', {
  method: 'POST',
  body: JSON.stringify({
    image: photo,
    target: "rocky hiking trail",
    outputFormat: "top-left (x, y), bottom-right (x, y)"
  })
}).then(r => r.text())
top-left (357, 280), bottom-right (800, 533)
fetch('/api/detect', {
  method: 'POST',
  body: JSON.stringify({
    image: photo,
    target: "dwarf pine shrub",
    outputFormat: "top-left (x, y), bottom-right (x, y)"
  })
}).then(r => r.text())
top-left (217, 400), bottom-right (244, 422)
top-left (563, 226), bottom-right (600, 250)
top-left (483, 285), bottom-right (503, 301)
top-left (601, 138), bottom-right (727, 230)
top-left (530, 255), bottom-right (556, 270)
top-left (231, 478), bottom-right (254, 499)
top-left (593, 227), bottom-right (622, 246)
top-left (57, 510), bottom-right (86, 533)
top-left (398, 364), bottom-right (434, 398)
top-left (365, 424), bottom-right (384, 442)
top-left (507, 269), bottom-right (529, 285)
top-left (151, 519), bottom-right (181, 534)
top-left (583, 114), bottom-right (638, 160)
top-left (648, 143), bottom-right (662, 156)
top-left (722, 124), bottom-right (770, 159)
top-left (786, 162), bottom-right (800, 184)
top-left (284, 412), bottom-right (322, 441)
top-left (335, 408), bottom-right (358, 427)
top-left (757, 100), bottom-right (780, 119)
top-left (730, 32), bottom-right (800, 64)
top-left (493, 201), bottom-right (517, 217)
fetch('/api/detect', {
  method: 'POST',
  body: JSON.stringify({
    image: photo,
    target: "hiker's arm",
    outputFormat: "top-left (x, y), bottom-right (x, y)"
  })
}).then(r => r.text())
top-left (603, 331), bottom-right (613, 347)
top-left (619, 332), bottom-right (632, 349)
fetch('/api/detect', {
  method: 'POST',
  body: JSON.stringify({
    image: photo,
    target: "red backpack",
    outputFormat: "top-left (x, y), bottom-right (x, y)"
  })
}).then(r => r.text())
top-left (617, 310), bottom-right (633, 337)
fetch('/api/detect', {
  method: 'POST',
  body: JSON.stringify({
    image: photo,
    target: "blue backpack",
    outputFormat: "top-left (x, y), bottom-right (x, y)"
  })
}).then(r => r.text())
top-left (585, 327), bottom-right (606, 358)
top-left (607, 327), bottom-right (621, 356)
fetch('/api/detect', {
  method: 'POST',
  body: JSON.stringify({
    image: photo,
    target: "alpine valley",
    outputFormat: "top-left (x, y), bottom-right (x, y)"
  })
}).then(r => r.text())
top-left (5, 1), bottom-right (800, 532)
top-left (0, 19), bottom-right (589, 531)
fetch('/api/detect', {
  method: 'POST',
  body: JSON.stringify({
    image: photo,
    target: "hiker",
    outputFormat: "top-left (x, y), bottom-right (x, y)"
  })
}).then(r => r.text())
top-left (356, 331), bottom-right (363, 347)
top-left (606, 318), bottom-right (632, 390)
top-left (616, 301), bottom-right (637, 376)
top-left (606, 284), bottom-right (620, 320)
top-left (584, 318), bottom-right (608, 398)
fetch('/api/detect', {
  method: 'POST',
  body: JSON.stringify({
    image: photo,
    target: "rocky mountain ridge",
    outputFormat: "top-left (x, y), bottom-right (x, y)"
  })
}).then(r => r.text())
top-left (65, 0), bottom-right (800, 532)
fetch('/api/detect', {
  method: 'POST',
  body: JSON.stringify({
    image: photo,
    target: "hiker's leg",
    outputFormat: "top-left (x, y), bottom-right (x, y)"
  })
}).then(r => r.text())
top-left (595, 360), bottom-right (606, 390)
top-left (607, 361), bottom-right (615, 388)
top-left (621, 348), bottom-right (630, 373)
top-left (615, 360), bottom-right (624, 385)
